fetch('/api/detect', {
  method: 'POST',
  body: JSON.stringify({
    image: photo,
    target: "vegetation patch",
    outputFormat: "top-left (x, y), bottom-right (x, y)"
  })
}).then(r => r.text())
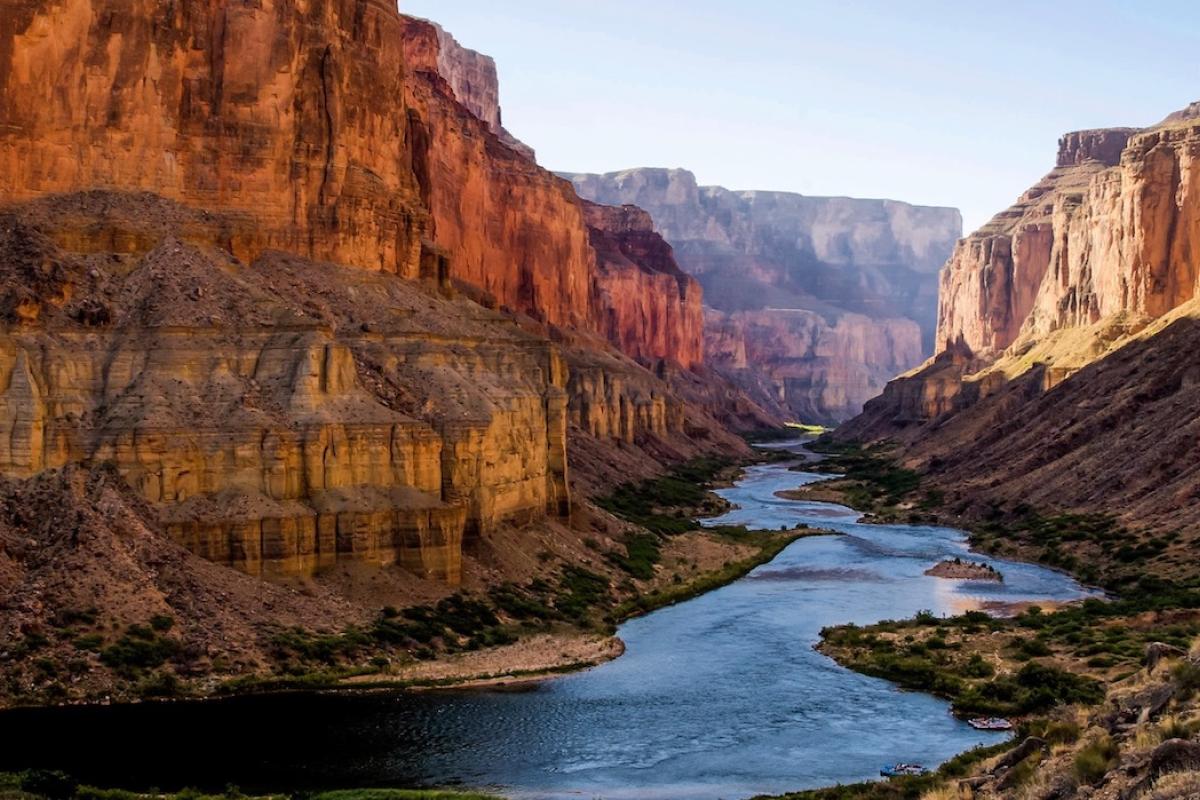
top-left (594, 456), bottom-right (732, 535)
top-left (750, 738), bottom-right (1013, 799)
top-left (820, 611), bottom-right (1105, 717)
top-left (802, 441), bottom-right (921, 514)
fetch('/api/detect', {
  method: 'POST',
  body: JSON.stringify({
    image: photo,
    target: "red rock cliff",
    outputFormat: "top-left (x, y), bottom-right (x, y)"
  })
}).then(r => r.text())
top-left (583, 202), bottom-right (704, 369)
top-left (0, 2), bottom-right (705, 371)
top-left (399, 17), bottom-right (703, 367)
top-left (0, 0), bottom-right (722, 590)
top-left (936, 117), bottom-right (1200, 359)
top-left (0, 0), bottom-right (428, 277)
top-left (858, 112), bottom-right (1200, 438)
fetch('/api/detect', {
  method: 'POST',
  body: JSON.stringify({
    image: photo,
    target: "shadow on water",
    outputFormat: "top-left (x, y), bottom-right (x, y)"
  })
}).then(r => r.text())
top-left (0, 442), bottom-right (1095, 800)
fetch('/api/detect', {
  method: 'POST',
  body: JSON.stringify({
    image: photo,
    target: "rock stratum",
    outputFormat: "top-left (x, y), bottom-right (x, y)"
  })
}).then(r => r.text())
top-left (839, 102), bottom-right (1200, 534)
top-left (0, 0), bottom-right (780, 700)
top-left (566, 168), bottom-right (962, 423)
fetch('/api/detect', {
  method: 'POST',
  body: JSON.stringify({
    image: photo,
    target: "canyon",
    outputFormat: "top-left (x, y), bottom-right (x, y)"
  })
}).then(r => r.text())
top-left (567, 168), bottom-right (962, 423)
top-left (838, 101), bottom-right (1200, 535)
top-left (0, 0), bottom-right (773, 703)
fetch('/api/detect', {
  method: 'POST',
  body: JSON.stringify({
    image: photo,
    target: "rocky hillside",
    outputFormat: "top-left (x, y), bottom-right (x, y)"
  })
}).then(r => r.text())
top-left (837, 101), bottom-right (1200, 535)
top-left (566, 168), bottom-right (962, 423)
top-left (0, 0), bottom-right (777, 703)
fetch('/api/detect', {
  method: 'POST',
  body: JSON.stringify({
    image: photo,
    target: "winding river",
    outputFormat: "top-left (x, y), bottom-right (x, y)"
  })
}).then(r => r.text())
top-left (0, 445), bottom-right (1093, 799)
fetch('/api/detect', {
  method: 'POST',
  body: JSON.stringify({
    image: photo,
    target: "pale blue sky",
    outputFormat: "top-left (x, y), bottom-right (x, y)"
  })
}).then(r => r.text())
top-left (402, 1), bottom-right (1200, 232)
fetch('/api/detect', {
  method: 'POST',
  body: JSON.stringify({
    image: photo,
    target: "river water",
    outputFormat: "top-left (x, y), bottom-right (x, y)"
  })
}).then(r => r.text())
top-left (0, 446), bottom-right (1092, 799)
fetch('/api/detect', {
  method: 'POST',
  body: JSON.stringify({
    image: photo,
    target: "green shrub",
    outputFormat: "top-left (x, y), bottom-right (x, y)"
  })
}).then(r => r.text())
top-left (961, 654), bottom-right (995, 678)
top-left (149, 614), bottom-right (175, 632)
top-left (72, 633), bottom-right (104, 652)
top-left (1172, 660), bottom-right (1200, 699)
top-left (100, 627), bottom-right (180, 676)
top-left (19, 769), bottom-right (78, 800)
top-left (1073, 734), bottom-right (1118, 785)
top-left (606, 533), bottom-right (662, 579)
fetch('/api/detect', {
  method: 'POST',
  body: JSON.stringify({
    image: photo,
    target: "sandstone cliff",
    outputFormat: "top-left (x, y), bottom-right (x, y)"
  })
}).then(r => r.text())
top-left (401, 17), bottom-right (534, 160)
top-left (838, 102), bottom-right (1200, 534)
top-left (583, 202), bottom-right (704, 370)
top-left (0, 1), bottom-right (752, 589)
top-left (566, 168), bottom-right (961, 422)
top-left (0, 0), bottom-right (775, 705)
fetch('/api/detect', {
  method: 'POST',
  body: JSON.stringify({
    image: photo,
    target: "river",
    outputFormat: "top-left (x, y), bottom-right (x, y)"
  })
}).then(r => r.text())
top-left (0, 445), bottom-right (1093, 799)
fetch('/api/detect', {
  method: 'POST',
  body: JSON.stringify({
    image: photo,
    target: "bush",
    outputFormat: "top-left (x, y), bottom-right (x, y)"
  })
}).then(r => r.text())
top-left (1171, 660), bottom-right (1200, 699)
top-left (99, 628), bottom-right (180, 676)
top-left (149, 614), bottom-right (175, 632)
top-left (20, 770), bottom-right (78, 800)
top-left (606, 533), bottom-right (662, 580)
top-left (1073, 734), bottom-right (1118, 785)
top-left (961, 654), bottom-right (995, 678)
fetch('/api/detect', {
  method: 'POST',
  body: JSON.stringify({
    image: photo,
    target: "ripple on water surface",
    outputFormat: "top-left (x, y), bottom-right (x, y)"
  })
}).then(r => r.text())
top-left (0, 446), bottom-right (1096, 800)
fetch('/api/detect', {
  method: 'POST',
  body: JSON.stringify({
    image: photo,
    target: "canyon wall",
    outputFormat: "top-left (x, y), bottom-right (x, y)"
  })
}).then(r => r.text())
top-left (566, 168), bottom-right (961, 422)
top-left (0, 193), bottom-right (573, 583)
top-left (936, 121), bottom-right (1200, 360)
top-left (0, 0), bottom-right (428, 278)
top-left (838, 102), bottom-right (1200, 534)
top-left (0, 1), bottom-right (741, 590)
top-left (400, 17), bottom-right (702, 367)
top-left (583, 202), bottom-right (705, 370)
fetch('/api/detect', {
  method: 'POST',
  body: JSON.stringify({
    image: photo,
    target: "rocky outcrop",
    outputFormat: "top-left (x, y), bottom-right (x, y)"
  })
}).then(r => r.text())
top-left (566, 168), bottom-right (961, 421)
top-left (937, 117), bottom-right (1199, 360)
top-left (0, 193), bottom-right (574, 583)
top-left (0, 1), bottom-right (741, 591)
top-left (838, 102), bottom-right (1200, 535)
top-left (402, 18), bottom-right (534, 161)
top-left (1056, 128), bottom-right (1136, 167)
top-left (583, 202), bottom-right (704, 369)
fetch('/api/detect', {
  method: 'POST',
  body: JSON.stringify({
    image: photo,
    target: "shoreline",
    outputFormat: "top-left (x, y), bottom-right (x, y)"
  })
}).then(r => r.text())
top-left (2, 453), bottom-right (824, 712)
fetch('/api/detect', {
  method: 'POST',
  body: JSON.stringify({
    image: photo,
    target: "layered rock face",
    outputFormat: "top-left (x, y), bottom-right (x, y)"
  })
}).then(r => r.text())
top-left (566, 168), bottom-right (961, 422)
top-left (839, 103), bottom-right (1200, 533)
top-left (0, 1), bottom-right (736, 591)
top-left (401, 18), bottom-right (534, 160)
top-left (400, 18), bottom-right (702, 367)
top-left (583, 202), bottom-right (704, 369)
top-left (936, 120), bottom-right (1200, 360)
top-left (0, 194), bottom-right (572, 583)
top-left (0, 0), bottom-right (428, 278)
top-left (705, 308), bottom-right (923, 424)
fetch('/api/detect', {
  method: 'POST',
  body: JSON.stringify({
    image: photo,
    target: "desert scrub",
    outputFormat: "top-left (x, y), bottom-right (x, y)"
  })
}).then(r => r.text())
top-left (98, 623), bottom-right (182, 678)
top-left (595, 456), bottom-right (732, 535)
top-left (1073, 733), bottom-right (1119, 785)
top-left (604, 532), bottom-right (663, 580)
top-left (821, 616), bottom-right (1104, 717)
top-left (804, 441), bottom-right (921, 512)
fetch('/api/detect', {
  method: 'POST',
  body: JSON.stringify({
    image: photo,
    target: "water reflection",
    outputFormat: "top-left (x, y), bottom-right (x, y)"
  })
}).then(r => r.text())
top-left (0, 446), bottom-right (1094, 800)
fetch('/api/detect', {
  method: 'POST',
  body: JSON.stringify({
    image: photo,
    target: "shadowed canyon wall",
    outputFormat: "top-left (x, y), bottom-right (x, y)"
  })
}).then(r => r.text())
top-left (566, 168), bottom-right (962, 423)
top-left (839, 102), bottom-right (1200, 534)
top-left (0, 0), bottom-right (742, 588)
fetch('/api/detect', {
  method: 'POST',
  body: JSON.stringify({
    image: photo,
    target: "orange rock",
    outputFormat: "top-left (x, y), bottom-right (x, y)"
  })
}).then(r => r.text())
top-left (583, 202), bottom-right (704, 369)
top-left (937, 116), bottom-right (1200, 359)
